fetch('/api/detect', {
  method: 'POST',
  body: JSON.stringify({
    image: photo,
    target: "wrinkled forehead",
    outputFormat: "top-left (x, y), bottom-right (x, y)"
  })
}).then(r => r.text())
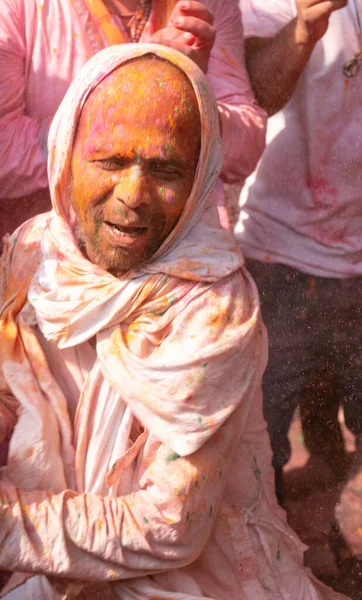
top-left (74, 55), bottom-right (201, 152)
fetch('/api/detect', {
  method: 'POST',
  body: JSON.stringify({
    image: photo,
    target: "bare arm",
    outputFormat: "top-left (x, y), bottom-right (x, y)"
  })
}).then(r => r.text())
top-left (245, 0), bottom-right (348, 116)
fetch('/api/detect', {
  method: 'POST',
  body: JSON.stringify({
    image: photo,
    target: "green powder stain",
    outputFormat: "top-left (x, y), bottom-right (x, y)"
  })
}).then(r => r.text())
top-left (143, 517), bottom-right (149, 524)
top-left (166, 451), bottom-right (180, 463)
top-left (209, 505), bottom-right (213, 517)
top-left (198, 416), bottom-right (202, 424)
top-left (253, 456), bottom-right (261, 480)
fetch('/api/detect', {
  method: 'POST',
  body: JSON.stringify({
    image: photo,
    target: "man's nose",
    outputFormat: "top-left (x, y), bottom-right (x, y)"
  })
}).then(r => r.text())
top-left (113, 165), bottom-right (151, 208)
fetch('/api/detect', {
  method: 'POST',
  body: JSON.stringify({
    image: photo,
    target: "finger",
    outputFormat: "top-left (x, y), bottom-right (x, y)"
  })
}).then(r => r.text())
top-left (171, 1), bottom-right (214, 25)
top-left (150, 25), bottom-right (186, 43)
top-left (169, 16), bottom-right (215, 44)
top-left (149, 37), bottom-right (195, 58)
top-left (147, 37), bottom-right (207, 72)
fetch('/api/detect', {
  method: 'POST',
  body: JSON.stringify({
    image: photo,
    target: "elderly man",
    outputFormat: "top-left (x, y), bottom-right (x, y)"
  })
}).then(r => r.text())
top-left (0, 45), bottom-right (347, 600)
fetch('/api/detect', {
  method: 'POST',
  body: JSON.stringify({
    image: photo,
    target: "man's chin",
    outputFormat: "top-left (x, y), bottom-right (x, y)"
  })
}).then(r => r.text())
top-left (86, 244), bottom-right (150, 277)
top-left (73, 224), bottom-right (164, 275)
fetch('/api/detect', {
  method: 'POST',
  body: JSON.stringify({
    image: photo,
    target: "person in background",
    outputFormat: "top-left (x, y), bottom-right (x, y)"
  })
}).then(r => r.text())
top-left (0, 43), bottom-right (346, 600)
top-left (0, 0), bottom-right (266, 241)
top-left (237, 0), bottom-right (362, 511)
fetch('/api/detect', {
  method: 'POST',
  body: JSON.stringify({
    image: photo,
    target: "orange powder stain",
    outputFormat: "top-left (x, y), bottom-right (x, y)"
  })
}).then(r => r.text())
top-left (219, 46), bottom-right (237, 67)
top-left (308, 277), bottom-right (316, 296)
top-left (108, 329), bottom-right (123, 358)
top-left (358, 528), bottom-right (362, 538)
top-left (209, 310), bottom-right (227, 329)
top-left (96, 519), bottom-right (103, 531)
top-left (124, 323), bottom-right (138, 347)
top-left (107, 569), bottom-right (118, 579)
top-left (208, 416), bottom-right (216, 430)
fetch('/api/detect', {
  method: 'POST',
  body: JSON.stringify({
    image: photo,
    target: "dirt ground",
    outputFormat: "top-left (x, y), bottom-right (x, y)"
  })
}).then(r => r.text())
top-left (285, 410), bottom-right (362, 599)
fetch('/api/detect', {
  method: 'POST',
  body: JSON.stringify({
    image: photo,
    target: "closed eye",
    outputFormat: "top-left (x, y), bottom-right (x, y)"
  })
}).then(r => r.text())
top-left (91, 157), bottom-right (187, 179)
top-left (148, 161), bottom-right (184, 180)
top-left (93, 158), bottom-right (128, 171)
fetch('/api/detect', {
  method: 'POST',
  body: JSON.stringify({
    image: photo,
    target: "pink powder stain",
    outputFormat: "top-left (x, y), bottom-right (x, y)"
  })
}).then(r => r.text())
top-left (165, 189), bottom-right (177, 204)
top-left (308, 221), bottom-right (348, 248)
top-left (305, 175), bottom-right (338, 208)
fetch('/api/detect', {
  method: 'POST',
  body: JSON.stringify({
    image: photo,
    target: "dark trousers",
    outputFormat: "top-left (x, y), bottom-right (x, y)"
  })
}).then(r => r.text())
top-left (247, 260), bottom-right (362, 469)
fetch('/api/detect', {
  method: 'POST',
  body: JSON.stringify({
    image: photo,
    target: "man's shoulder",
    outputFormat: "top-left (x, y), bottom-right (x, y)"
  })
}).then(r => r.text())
top-left (1, 214), bottom-right (48, 307)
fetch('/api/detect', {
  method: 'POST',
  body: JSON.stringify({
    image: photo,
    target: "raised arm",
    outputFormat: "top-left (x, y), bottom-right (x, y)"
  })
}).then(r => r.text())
top-left (244, 0), bottom-right (347, 116)
top-left (0, 0), bottom-right (52, 199)
top-left (0, 410), bottom-right (239, 580)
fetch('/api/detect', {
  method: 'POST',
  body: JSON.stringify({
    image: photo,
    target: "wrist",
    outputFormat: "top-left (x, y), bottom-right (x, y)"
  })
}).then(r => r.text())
top-left (294, 18), bottom-right (319, 50)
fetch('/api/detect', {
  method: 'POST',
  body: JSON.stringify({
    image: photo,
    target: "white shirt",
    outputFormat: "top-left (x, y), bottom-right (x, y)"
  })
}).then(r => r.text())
top-left (236, 0), bottom-right (362, 277)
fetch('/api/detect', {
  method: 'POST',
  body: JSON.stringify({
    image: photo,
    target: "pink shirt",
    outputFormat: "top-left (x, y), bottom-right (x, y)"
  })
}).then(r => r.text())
top-left (0, 0), bottom-right (266, 236)
top-left (236, 0), bottom-right (362, 277)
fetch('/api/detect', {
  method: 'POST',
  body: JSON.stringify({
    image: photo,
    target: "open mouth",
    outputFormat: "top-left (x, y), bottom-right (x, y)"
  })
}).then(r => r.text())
top-left (104, 221), bottom-right (147, 238)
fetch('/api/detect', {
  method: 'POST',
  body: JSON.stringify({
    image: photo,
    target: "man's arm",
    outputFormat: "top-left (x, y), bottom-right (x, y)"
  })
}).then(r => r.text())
top-left (0, 0), bottom-right (52, 199)
top-left (245, 0), bottom-right (348, 116)
top-left (0, 412), bottom-right (238, 580)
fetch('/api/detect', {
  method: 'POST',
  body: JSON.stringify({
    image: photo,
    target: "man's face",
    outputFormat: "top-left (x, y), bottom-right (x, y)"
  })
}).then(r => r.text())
top-left (71, 58), bottom-right (201, 276)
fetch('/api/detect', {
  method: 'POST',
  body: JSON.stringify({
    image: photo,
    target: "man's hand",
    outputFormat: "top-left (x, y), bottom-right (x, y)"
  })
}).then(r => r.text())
top-left (149, 1), bottom-right (215, 73)
top-left (295, 0), bottom-right (348, 46)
